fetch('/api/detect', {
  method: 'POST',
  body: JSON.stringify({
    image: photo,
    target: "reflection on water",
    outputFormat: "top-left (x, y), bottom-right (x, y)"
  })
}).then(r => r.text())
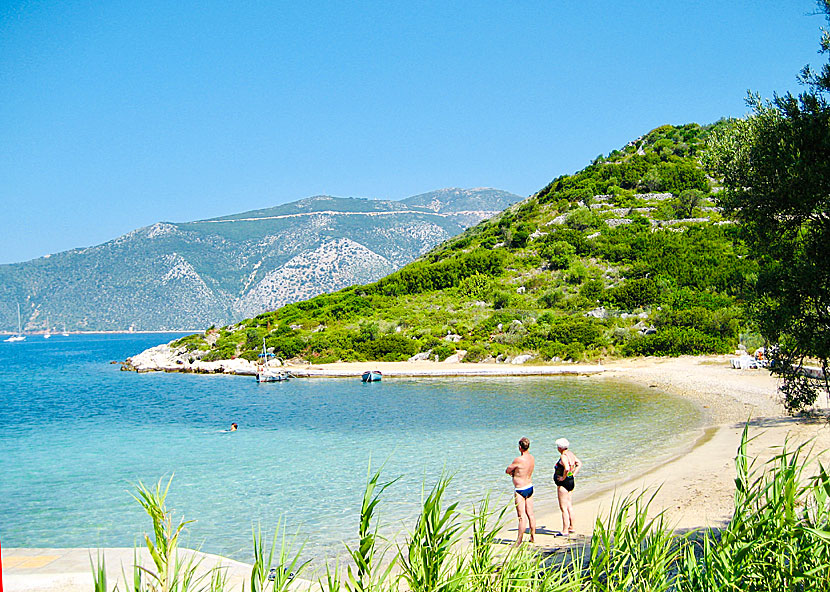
top-left (0, 334), bottom-right (701, 562)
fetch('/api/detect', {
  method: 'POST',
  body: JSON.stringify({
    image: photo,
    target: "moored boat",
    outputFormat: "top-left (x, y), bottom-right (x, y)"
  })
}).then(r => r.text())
top-left (362, 370), bottom-right (382, 382)
top-left (256, 338), bottom-right (289, 383)
top-left (4, 303), bottom-right (26, 343)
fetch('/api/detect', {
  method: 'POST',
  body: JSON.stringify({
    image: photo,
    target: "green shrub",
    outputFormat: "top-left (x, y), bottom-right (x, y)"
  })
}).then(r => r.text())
top-left (493, 291), bottom-right (513, 309)
top-left (356, 334), bottom-right (418, 361)
top-left (624, 326), bottom-right (731, 356)
top-left (431, 343), bottom-right (455, 361)
top-left (606, 277), bottom-right (660, 309)
top-left (541, 240), bottom-right (576, 269)
top-left (457, 273), bottom-right (493, 300)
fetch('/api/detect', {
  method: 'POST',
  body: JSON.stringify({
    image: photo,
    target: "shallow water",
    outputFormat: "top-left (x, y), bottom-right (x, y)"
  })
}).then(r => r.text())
top-left (0, 334), bottom-right (701, 563)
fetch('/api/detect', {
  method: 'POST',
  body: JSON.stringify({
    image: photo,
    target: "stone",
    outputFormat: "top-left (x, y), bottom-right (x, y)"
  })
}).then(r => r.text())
top-left (408, 351), bottom-right (432, 362)
top-left (442, 350), bottom-right (467, 363)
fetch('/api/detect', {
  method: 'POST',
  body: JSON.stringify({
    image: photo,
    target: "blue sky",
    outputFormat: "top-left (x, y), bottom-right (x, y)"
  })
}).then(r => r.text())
top-left (0, 1), bottom-right (824, 264)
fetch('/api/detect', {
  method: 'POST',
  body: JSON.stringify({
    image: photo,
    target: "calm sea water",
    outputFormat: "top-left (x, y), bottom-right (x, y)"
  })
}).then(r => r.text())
top-left (0, 334), bottom-right (701, 564)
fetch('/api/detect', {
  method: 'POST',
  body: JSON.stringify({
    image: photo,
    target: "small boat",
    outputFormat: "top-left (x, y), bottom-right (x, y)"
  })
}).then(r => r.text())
top-left (44, 315), bottom-right (51, 339)
top-left (257, 368), bottom-right (290, 383)
top-left (61, 325), bottom-right (69, 337)
top-left (4, 303), bottom-right (26, 343)
top-left (362, 370), bottom-right (382, 382)
top-left (256, 338), bottom-right (290, 383)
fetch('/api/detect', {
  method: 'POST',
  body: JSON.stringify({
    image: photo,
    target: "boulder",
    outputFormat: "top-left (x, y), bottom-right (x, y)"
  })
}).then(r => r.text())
top-left (511, 354), bottom-right (533, 365)
top-left (408, 351), bottom-right (432, 362)
top-left (443, 350), bottom-right (467, 363)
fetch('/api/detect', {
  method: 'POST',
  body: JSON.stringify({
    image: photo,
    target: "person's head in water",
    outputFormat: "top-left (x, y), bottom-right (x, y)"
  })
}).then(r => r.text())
top-left (231, 423), bottom-right (238, 431)
top-left (518, 437), bottom-right (530, 452)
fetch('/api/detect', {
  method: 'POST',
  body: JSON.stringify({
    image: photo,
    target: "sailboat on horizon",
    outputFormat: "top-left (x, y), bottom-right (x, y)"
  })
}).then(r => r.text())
top-left (44, 314), bottom-right (51, 339)
top-left (4, 303), bottom-right (26, 343)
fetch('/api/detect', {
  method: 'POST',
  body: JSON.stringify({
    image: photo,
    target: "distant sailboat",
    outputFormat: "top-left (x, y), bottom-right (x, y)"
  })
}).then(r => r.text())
top-left (61, 324), bottom-right (69, 337)
top-left (4, 303), bottom-right (26, 343)
top-left (44, 314), bottom-right (51, 339)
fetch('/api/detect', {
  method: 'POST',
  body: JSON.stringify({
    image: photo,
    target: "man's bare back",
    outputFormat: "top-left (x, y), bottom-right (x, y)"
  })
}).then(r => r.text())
top-left (505, 437), bottom-right (536, 545)
top-left (506, 451), bottom-right (535, 488)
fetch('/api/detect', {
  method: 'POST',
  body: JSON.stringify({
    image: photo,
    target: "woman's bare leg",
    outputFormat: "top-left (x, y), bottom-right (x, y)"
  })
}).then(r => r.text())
top-left (557, 486), bottom-right (570, 534)
top-left (566, 492), bottom-right (575, 532)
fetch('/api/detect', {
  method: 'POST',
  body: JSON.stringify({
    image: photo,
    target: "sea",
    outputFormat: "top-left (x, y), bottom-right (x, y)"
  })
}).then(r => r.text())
top-left (0, 333), bottom-right (701, 565)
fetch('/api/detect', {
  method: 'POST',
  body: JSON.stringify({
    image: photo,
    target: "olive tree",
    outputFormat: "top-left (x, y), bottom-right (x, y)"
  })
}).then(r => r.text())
top-left (705, 1), bottom-right (830, 411)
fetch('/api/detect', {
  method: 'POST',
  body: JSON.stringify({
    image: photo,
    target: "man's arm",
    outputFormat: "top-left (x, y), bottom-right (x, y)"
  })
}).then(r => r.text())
top-left (506, 458), bottom-right (519, 475)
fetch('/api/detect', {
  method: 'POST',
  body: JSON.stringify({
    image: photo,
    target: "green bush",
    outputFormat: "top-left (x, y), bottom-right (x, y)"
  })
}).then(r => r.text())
top-left (493, 291), bottom-right (513, 309)
top-left (541, 240), bottom-right (576, 269)
top-left (431, 342), bottom-right (456, 361)
top-left (624, 326), bottom-right (732, 356)
top-left (606, 278), bottom-right (660, 309)
top-left (457, 273), bottom-right (493, 299)
top-left (356, 334), bottom-right (418, 361)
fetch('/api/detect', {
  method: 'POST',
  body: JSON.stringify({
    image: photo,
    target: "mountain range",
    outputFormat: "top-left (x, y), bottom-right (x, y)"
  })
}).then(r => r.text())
top-left (0, 188), bottom-right (522, 331)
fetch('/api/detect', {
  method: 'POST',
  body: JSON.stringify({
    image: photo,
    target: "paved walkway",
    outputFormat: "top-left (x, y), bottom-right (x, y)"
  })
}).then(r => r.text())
top-left (2, 547), bottom-right (263, 591)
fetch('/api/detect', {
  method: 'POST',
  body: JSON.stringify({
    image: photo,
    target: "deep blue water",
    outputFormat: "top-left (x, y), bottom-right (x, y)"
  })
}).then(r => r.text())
top-left (0, 334), bottom-right (700, 563)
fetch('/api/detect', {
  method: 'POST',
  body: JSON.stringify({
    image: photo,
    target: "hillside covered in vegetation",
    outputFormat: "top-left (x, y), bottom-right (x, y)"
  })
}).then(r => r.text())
top-left (170, 122), bottom-right (758, 365)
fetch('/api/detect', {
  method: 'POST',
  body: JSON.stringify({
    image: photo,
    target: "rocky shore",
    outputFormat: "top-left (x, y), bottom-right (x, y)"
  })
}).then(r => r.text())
top-left (124, 342), bottom-right (606, 377)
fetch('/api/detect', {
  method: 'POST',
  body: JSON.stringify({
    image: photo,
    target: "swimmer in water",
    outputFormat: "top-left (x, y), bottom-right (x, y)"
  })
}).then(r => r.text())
top-left (230, 423), bottom-right (238, 431)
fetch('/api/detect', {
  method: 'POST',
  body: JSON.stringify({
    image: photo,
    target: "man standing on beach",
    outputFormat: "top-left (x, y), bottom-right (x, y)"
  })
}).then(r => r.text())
top-left (505, 436), bottom-right (536, 545)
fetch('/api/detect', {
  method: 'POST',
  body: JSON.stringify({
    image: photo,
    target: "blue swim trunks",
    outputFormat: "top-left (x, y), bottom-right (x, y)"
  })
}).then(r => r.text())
top-left (515, 485), bottom-right (534, 499)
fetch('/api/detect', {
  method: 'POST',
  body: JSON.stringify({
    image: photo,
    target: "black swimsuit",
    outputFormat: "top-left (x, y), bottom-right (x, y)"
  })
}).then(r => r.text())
top-left (555, 458), bottom-right (575, 492)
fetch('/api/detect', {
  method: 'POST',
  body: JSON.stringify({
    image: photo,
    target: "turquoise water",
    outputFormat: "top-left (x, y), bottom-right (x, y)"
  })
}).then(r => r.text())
top-left (0, 334), bottom-right (701, 563)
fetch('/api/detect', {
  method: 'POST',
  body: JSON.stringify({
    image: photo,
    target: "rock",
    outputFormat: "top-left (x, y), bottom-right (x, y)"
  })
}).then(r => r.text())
top-left (585, 307), bottom-right (607, 319)
top-left (512, 354), bottom-right (533, 364)
top-left (408, 351), bottom-right (432, 362)
top-left (443, 350), bottom-right (467, 363)
top-left (443, 333), bottom-right (462, 343)
top-left (516, 286), bottom-right (526, 294)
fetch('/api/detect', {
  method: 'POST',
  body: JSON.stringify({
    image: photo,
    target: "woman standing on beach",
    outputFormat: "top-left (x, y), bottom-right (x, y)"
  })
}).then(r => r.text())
top-left (554, 437), bottom-right (581, 536)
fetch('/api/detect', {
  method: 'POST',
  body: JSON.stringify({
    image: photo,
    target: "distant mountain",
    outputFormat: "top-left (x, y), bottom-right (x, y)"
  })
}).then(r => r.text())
top-left (0, 188), bottom-right (522, 331)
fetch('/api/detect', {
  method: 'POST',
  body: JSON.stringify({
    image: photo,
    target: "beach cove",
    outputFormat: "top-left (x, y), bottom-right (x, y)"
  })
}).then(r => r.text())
top-left (4, 338), bottom-right (829, 591)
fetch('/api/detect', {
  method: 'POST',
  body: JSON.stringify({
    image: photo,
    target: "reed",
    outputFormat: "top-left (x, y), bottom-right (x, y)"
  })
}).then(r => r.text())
top-left (397, 474), bottom-right (465, 592)
top-left (343, 466), bottom-right (398, 592)
top-left (128, 476), bottom-right (227, 592)
top-left (250, 518), bottom-right (308, 592)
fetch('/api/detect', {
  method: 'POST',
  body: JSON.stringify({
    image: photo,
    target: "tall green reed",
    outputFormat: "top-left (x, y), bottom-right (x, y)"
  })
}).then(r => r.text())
top-left (587, 491), bottom-right (679, 592)
top-left (130, 476), bottom-right (231, 592)
top-left (343, 466), bottom-right (398, 592)
top-left (249, 518), bottom-right (308, 592)
top-left (397, 474), bottom-right (465, 592)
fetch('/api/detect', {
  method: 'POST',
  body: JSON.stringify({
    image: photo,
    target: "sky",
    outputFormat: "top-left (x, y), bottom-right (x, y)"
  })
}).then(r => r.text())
top-left (0, 1), bottom-right (825, 264)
